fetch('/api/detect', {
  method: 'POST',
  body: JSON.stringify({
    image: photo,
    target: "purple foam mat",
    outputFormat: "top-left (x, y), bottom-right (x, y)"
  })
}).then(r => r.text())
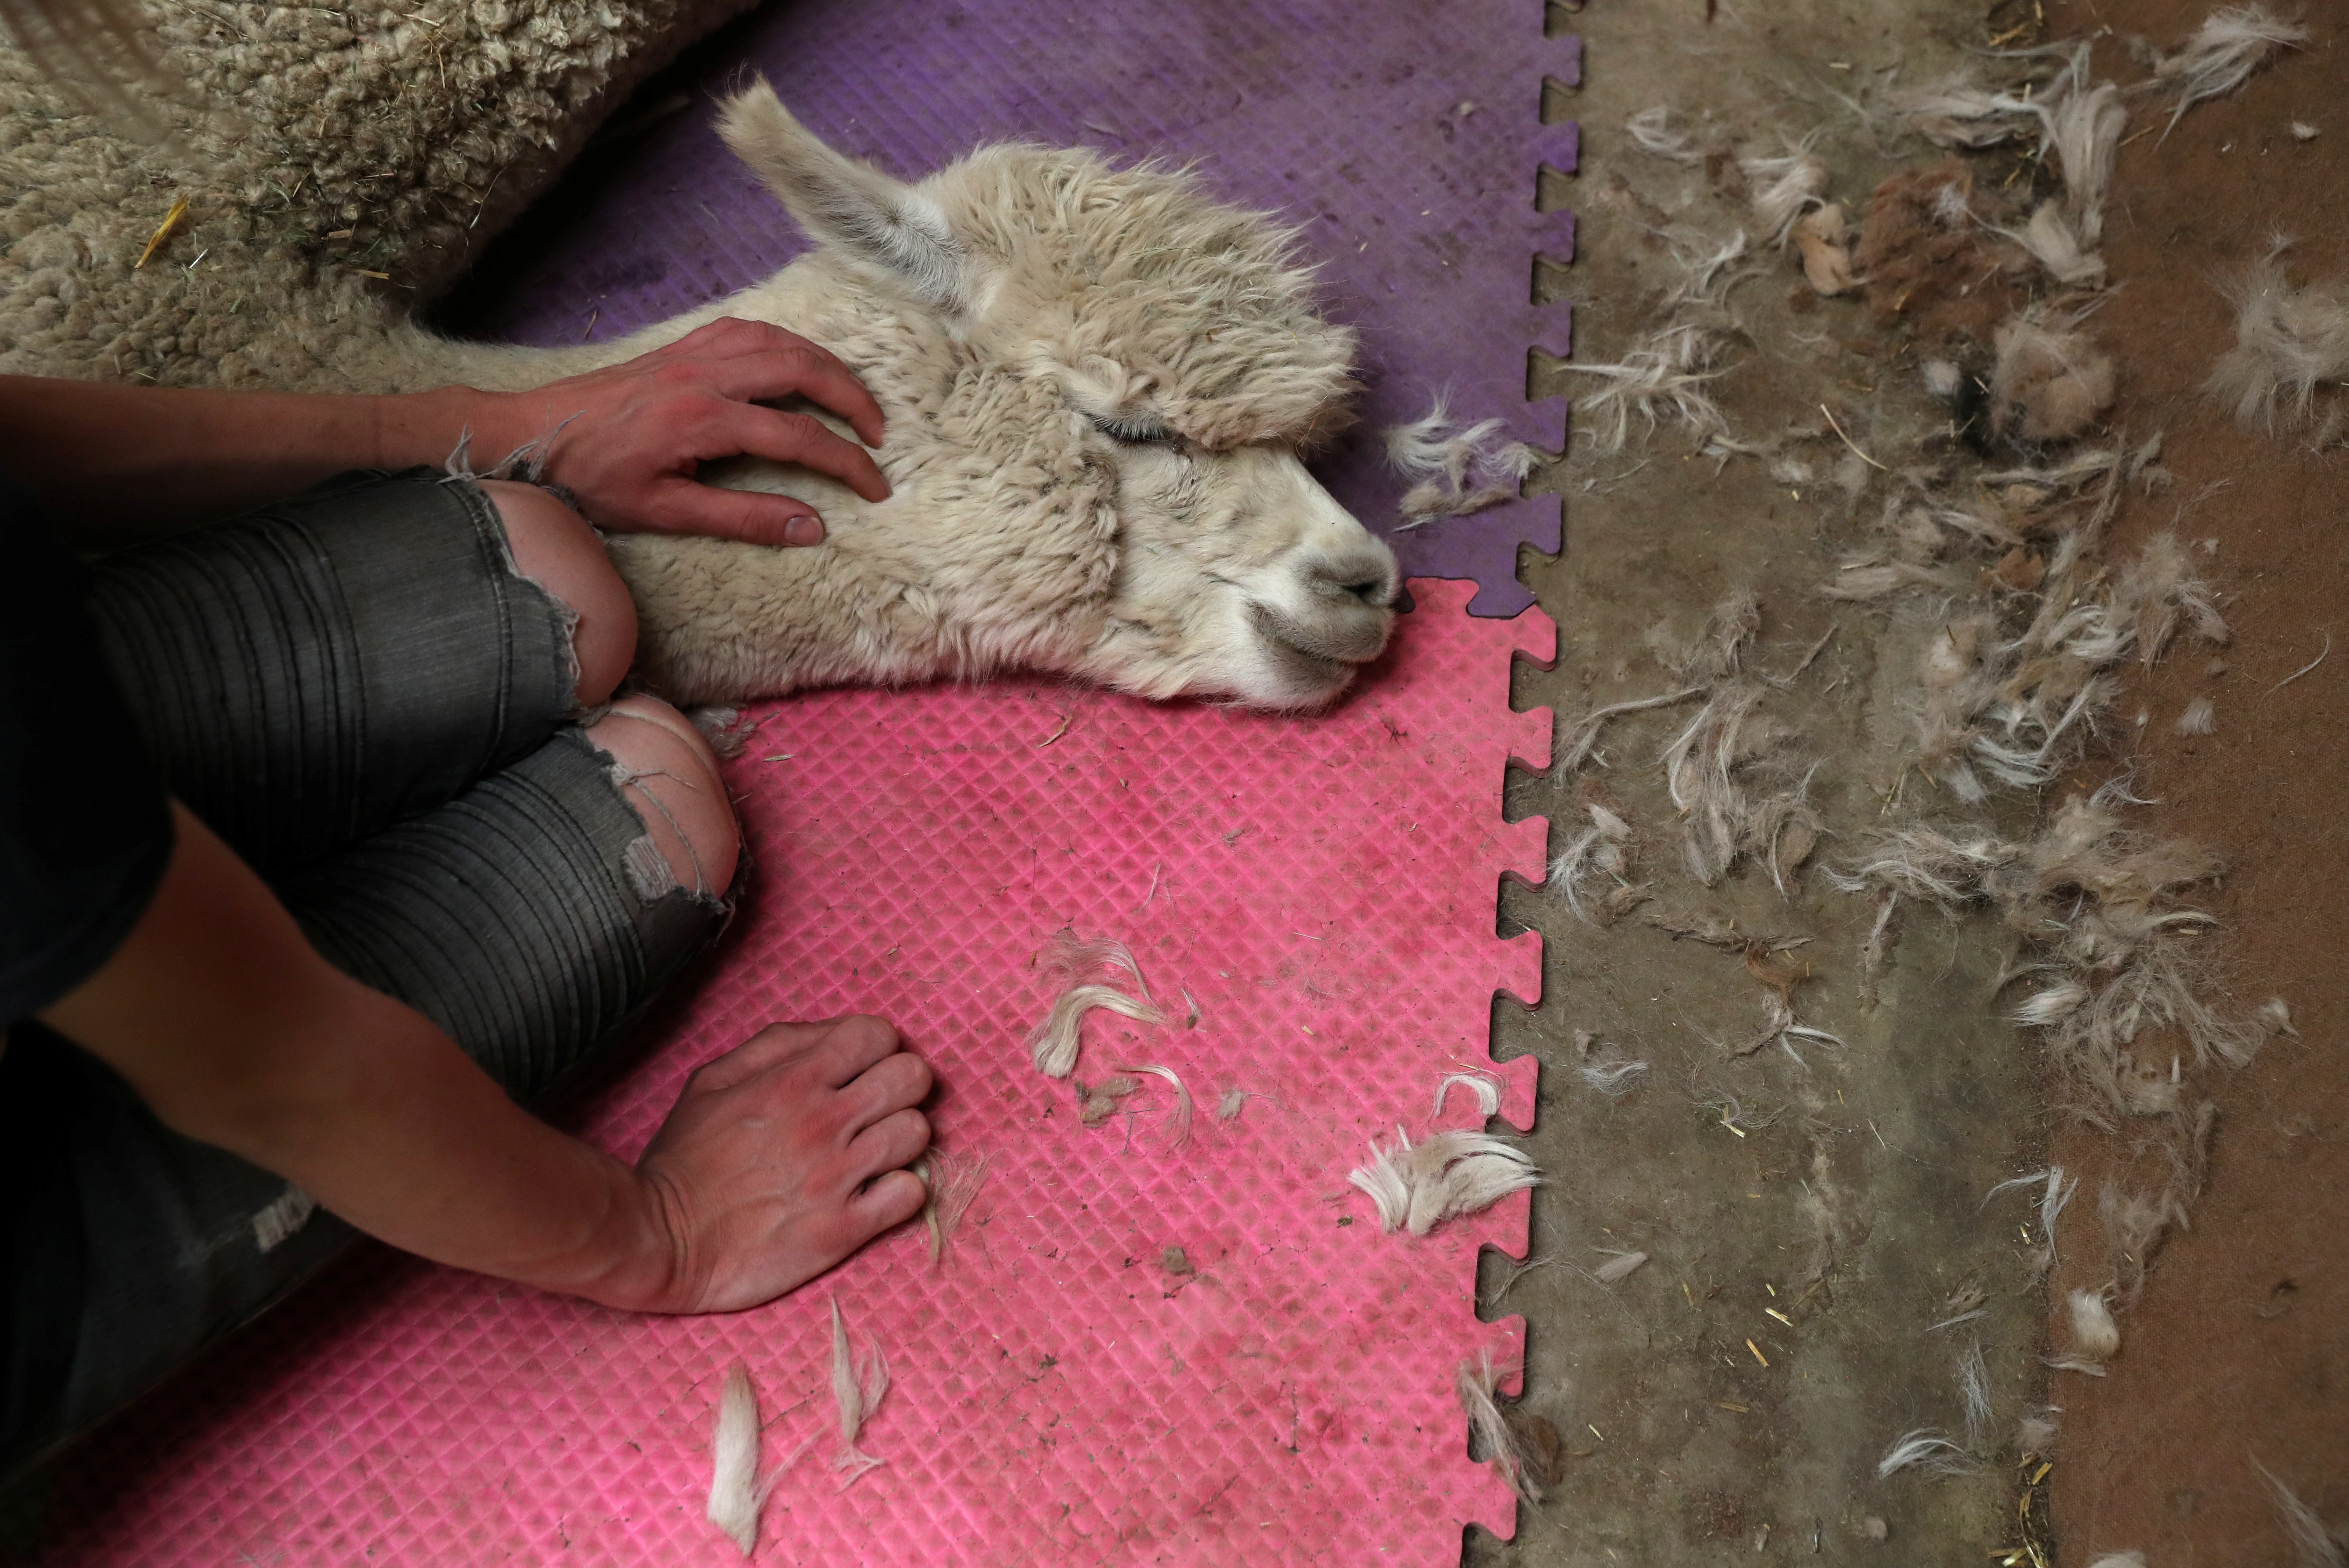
top-left (447, 0), bottom-right (1578, 616)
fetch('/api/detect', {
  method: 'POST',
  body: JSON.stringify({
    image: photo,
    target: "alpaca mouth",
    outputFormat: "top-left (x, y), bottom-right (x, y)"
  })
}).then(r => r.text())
top-left (1245, 609), bottom-right (1376, 709)
top-left (1248, 602), bottom-right (1392, 667)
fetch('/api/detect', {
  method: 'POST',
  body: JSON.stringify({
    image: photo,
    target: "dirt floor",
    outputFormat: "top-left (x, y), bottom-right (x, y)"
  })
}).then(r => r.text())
top-left (1467, 1), bottom-right (2345, 1564)
top-left (1480, 1), bottom-right (2048, 1560)
top-left (2033, 3), bottom-right (2349, 1561)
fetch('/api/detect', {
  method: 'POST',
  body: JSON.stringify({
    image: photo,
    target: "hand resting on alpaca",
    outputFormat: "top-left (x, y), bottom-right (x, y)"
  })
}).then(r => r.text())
top-left (409, 82), bottom-right (1401, 712)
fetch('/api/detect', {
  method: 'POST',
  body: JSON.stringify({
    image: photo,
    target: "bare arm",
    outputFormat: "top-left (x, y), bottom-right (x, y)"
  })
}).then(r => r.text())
top-left (0, 319), bottom-right (892, 550)
top-left (0, 380), bottom-right (498, 544)
top-left (38, 803), bottom-right (931, 1312)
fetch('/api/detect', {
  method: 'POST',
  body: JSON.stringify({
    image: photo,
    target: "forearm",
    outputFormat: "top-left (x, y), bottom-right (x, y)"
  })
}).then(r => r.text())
top-left (198, 977), bottom-right (676, 1308)
top-left (40, 802), bottom-right (683, 1308)
top-left (0, 376), bottom-right (496, 544)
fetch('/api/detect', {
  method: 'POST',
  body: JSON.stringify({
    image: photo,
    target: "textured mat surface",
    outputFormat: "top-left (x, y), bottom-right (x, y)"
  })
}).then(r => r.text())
top-left (449, 0), bottom-right (1579, 615)
top-left (30, 580), bottom-right (1553, 1566)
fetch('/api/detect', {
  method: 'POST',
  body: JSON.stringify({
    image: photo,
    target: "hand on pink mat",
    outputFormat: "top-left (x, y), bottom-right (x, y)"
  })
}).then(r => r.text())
top-left (628, 1015), bottom-right (933, 1313)
top-left (458, 317), bottom-right (892, 548)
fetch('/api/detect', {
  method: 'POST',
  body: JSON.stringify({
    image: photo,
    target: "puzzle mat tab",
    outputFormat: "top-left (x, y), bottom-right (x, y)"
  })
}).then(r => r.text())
top-left (448, 0), bottom-right (1581, 616)
top-left (32, 579), bottom-right (1555, 1566)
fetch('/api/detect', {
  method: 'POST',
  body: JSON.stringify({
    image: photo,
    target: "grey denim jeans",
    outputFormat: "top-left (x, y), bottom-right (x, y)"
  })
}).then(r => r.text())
top-left (0, 470), bottom-right (726, 1483)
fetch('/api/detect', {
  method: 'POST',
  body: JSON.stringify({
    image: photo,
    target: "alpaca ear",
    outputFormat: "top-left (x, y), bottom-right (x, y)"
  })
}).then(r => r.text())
top-left (718, 81), bottom-right (972, 314)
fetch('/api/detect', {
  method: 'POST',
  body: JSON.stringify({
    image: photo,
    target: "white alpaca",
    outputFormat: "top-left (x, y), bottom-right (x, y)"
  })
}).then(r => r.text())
top-left (407, 82), bottom-right (1399, 711)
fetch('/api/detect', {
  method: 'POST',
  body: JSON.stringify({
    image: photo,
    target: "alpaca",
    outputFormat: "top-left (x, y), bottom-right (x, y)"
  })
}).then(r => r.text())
top-left (405, 82), bottom-right (1401, 711)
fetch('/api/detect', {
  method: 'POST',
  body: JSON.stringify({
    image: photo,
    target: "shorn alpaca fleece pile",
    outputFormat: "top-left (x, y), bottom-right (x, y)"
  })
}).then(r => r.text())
top-left (0, 0), bottom-right (753, 391)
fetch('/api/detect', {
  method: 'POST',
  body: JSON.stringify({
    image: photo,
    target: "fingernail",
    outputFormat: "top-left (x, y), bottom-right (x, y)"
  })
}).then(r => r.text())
top-left (785, 515), bottom-right (825, 546)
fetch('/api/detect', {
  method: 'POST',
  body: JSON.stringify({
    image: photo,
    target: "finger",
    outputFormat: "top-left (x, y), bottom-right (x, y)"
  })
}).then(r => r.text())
top-left (703, 344), bottom-right (889, 450)
top-left (687, 1018), bottom-right (836, 1091)
top-left (839, 1051), bottom-right (934, 1130)
top-left (815, 1014), bottom-right (904, 1086)
top-left (655, 316), bottom-right (778, 362)
top-left (846, 1167), bottom-right (928, 1233)
top-left (670, 315), bottom-right (807, 364)
top-left (642, 477), bottom-right (828, 548)
top-left (722, 407), bottom-right (891, 504)
top-left (846, 1107), bottom-right (932, 1181)
top-left (643, 318), bottom-right (738, 362)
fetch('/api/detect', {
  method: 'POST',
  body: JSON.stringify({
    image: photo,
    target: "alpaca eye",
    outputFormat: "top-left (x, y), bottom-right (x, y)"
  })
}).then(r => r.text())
top-left (1089, 412), bottom-right (1174, 444)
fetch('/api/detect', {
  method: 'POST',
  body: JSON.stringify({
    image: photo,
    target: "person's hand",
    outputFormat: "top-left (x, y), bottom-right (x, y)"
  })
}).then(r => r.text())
top-left (462, 318), bottom-right (892, 547)
top-left (627, 1015), bottom-right (932, 1313)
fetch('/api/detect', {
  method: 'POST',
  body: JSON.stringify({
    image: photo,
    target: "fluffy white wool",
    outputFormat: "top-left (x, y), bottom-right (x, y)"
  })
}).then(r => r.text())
top-left (1625, 105), bottom-right (1705, 164)
top-left (829, 1298), bottom-right (890, 1486)
top-left (1955, 1340), bottom-right (1995, 1452)
top-left (1854, 449), bottom-right (2207, 804)
top-left (2174, 695), bottom-right (2217, 735)
top-left (2037, 81), bottom-right (2127, 249)
top-left (1827, 794), bottom-right (2259, 1129)
top-left (1887, 81), bottom-right (2030, 147)
top-left (1550, 800), bottom-right (1637, 922)
top-left (2104, 1175), bottom-right (2202, 1306)
top-left (1026, 985), bottom-right (1164, 1078)
top-left (1556, 687), bottom-right (1706, 777)
top-left (707, 1364), bottom-right (762, 1556)
top-left (2207, 254), bottom-right (2349, 435)
top-left (1553, 594), bottom-right (1812, 891)
top-left (1114, 1063), bottom-right (1194, 1149)
top-left (2258, 1462), bottom-right (2349, 1568)
top-left (2013, 201), bottom-right (2109, 288)
top-left (1577, 1060), bottom-right (1650, 1097)
top-left (1043, 928), bottom-right (1155, 1005)
top-left (1991, 315), bottom-right (2118, 443)
top-left (1433, 1070), bottom-right (1505, 1121)
top-left (1738, 141), bottom-right (1828, 246)
top-left (1876, 1428), bottom-right (1972, 1479)
top-left (1659, 682), bottom-right (1819, 888)
top-left (2153, 5), bottom-right (2310, 140)
top-left (1561, 228), bottom-right (1753, 456)
top-left (2065, 1288), bottom-right (2121, 1363)
top-left (1985, 1167), bottom-right (2078, 1259)
top-left (1455, 1351), bottom-right (1543, 1504)
top-left (1385, 395), bottom-right (1537, 524)
top-left (2015, 1409), bottom-right (2061, 1454)
top-left (914, 1147), bottom-right (990, 1266)
top-left (1349, 1128), bottom-right (1541, 1236)
top-left (2086, 1554), bottom-right (2148, 1568)
top-left (2012, 982), bottom-right (2091, 1027)
top-left (1592, 1249), bottom-right (1649, 1284)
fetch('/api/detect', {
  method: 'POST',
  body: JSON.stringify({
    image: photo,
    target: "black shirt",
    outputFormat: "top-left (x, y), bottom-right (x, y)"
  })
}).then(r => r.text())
top-left (1, 484), bottom-right (173, 1026)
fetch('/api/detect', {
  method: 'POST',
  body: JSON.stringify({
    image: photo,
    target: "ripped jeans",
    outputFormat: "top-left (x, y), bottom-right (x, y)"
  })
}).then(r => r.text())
top-left (0, 470), bottom-right (727, 1481)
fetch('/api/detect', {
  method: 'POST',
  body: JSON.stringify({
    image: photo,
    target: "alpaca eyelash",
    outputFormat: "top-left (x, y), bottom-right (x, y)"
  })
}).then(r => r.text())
top-left (1088, 411), bottom-right (1175, 444)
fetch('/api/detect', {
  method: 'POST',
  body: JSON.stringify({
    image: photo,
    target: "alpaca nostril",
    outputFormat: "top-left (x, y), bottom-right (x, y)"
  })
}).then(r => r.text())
top-left (1312, 557), bottom-right (1399, 609)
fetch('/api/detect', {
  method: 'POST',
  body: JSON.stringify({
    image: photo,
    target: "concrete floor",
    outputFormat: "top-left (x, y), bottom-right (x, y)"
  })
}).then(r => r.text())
top-left (1467, 2), bottom-right (2061, 1560)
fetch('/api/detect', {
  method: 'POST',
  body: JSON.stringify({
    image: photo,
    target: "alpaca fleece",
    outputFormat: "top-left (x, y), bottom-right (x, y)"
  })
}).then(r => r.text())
top-left (397, 87), bottom-right (1399, 712)
top-left (7, 44), bottom-right (1405, 716)
top-left (0, 0), bottom-right (756, 390)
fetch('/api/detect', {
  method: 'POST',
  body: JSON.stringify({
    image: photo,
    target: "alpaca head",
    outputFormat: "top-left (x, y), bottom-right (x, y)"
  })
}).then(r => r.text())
top-left (715, 83), bottom-right (1399, 710)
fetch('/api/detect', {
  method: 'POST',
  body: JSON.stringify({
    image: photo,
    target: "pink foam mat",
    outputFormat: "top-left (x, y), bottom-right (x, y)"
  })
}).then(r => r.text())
top-left (29, 580), bottom-right (1552, 1566)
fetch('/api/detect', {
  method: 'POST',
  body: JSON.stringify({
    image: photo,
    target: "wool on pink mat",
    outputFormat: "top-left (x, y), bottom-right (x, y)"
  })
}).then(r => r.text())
top-left (29, 581), bottom-right (1551, 1565)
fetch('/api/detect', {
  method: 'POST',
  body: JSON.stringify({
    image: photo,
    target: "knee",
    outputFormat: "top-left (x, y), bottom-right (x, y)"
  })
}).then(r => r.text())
top-left (585, 695), bottom-right (741, 899)
top-left (484, 479), bottom-right (637, 708)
